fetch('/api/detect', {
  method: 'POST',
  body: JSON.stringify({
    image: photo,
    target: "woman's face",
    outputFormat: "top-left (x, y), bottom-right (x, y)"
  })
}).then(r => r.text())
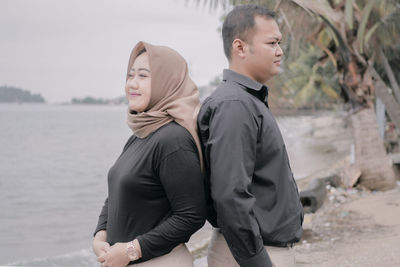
top-left (125, 52), bottom-right (152, 113)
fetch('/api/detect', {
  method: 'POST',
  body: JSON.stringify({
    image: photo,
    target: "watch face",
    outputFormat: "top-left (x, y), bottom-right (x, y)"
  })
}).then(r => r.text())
top-left (128, 249), bottom-right (138, 260)
top-left (127, 242), bottom-right (139, 260)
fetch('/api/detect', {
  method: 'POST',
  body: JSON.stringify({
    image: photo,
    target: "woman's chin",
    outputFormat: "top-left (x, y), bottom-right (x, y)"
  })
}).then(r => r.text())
top-left (128, 105), bottom-right (145, 114)
top-left (128, 102), bottom-right (137, 111)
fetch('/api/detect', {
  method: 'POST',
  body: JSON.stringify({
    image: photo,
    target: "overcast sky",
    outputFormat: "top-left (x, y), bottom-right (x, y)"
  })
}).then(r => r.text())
top-left (0, 0), bottom-right (228, 103)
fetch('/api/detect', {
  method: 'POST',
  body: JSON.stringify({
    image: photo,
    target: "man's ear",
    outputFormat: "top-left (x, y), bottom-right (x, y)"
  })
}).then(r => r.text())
top-left (232, 39), bottom-right (246, 59)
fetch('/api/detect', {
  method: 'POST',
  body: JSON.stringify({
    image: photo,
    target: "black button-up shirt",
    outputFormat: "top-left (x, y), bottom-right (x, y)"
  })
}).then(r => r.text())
top-left (198, 69), bottom-right (303, 267)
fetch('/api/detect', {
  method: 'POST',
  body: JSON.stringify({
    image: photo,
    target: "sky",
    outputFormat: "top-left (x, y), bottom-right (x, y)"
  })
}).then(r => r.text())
top-left (0, 0), bottom-right (228, 103)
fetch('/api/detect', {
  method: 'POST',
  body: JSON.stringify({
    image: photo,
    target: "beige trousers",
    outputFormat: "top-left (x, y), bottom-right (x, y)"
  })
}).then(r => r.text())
top-left (208, 229), bottom-right (296, 267)
top-left (128, 244), bottom-right (193, 267)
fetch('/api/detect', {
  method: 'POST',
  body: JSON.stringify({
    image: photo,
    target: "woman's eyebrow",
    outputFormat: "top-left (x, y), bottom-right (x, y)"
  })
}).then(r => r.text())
top-left (130, 67), bottom-right (151, 72)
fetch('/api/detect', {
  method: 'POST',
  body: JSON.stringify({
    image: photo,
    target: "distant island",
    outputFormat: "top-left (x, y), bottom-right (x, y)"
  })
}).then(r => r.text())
top-left (0, 86), bottom-right (45, 103)
top-left (71, 95), bottom-right (127, 105)
top-left (72, 86), bottom-right (216, 105)
top-left (0, 85), bottom-right (215, 105)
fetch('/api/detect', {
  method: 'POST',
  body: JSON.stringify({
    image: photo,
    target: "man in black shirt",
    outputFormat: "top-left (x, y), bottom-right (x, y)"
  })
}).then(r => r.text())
top-left (198, 5), bottom-right (303, 267)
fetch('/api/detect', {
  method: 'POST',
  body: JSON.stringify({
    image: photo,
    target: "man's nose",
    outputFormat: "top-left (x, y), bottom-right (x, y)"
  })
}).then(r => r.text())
top-left (276, 44), bottom-right (284, 56)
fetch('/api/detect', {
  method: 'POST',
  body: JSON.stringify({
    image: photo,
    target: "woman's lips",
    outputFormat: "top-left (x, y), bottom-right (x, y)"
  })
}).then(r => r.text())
top-left (129, 92), bottom-right (141, 96)
top-left (274, 60), bottom-right (281, 65)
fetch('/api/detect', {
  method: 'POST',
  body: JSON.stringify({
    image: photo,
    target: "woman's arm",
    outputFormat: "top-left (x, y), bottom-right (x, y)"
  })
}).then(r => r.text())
top-left (136, 149), bottom-right (206, 261)
top-left (93, 198), bottom-right (109, 257)
top-left (94, 197), bottom-right (108, 236)
top-left (93, 230), bottom-right (110, 257)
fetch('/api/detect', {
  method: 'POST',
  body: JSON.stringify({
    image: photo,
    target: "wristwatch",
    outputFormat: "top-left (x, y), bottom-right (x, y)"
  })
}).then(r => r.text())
top-left (126, 241), bottom-right (139, 261)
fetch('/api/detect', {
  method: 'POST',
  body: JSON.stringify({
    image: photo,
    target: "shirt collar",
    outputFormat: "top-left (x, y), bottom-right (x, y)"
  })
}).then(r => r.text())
top-left (222, 69), bottom-right (269, 103)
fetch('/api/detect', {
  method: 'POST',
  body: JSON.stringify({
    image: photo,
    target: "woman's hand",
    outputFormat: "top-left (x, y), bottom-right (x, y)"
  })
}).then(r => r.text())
top-left (93, 240), bottom-right (111, 258)
top-left (97, 242), bottom-right (131, 267)
top-left (93, 230), bottom-right (110, 258)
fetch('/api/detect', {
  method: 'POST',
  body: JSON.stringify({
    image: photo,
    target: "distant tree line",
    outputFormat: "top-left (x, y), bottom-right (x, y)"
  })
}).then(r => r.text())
top-left (71, 95), bottom-right (127, 105)
top-left (0, 86), bottom-right (45, 103)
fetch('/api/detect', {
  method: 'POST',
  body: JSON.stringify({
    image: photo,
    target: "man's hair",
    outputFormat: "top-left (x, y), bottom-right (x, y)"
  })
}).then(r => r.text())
top-left (222, 5), bottom-right (276, 61)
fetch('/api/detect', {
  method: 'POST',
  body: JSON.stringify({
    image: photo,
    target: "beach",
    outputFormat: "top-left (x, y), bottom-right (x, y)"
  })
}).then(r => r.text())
top-left (295, 183), bottom-right (400, 266)
top-left (189, 111), bottom-right (400, 267)
top-left (191, 184), bottom-right (400, 267)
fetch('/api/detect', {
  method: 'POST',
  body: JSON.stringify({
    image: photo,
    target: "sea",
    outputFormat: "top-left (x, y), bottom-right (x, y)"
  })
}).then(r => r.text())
top-left (0, 104), bottom-right (350, 266)
top-left (0, 104), bottom-right (130, 266)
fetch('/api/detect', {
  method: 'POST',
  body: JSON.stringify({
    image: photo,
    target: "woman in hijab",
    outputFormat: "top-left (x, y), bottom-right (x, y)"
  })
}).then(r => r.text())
top-left (92, 41), bottom-right (206, 267)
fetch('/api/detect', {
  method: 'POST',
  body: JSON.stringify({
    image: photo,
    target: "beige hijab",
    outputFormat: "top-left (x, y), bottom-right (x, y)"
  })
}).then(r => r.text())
top-left (126, 41), bottom-right (203, 169)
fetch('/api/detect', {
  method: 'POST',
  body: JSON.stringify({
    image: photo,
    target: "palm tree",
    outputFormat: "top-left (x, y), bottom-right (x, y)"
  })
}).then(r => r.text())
top-left (279, 45), bottom-right (340, 110)
top-left (196, 0), bottom-right (400, 190)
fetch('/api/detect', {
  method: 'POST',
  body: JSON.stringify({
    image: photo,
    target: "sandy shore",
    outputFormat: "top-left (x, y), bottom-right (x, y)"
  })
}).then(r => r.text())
top-left (296, 184), bottom-right (400, 266)
top-left (188, 112), bottom-right (400, 266)
top-left (191, 184), bottom-right (400, 267)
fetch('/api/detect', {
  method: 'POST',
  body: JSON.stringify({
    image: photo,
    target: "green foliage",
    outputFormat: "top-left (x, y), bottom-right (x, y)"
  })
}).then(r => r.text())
top-left (0, 86), bottom-right (45, 103)
top-left (345, 0), bottom-right (355, 29)
top-left (365, 1), bottom-right (400, 50)
top-left (278, 45), bottom-right (340, 108)
top-left (357, 0), bottom-right (376, 53)
top-left (71, 96), bottom-right (106, 104)
top-left (71, 96), bottom-right (127, 105)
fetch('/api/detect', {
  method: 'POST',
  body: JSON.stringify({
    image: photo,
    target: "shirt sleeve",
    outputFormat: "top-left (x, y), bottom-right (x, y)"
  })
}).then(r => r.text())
top-left (94, 197), bottom-right (108, 237)
top-left (206, 100), bottom-right (273, 267)
top-left (136, 149), bottom-right (206, 261)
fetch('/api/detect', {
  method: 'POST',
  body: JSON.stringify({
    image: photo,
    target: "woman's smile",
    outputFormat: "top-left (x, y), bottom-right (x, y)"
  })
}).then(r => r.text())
top-left (129, 91), bottom-right (141, 97)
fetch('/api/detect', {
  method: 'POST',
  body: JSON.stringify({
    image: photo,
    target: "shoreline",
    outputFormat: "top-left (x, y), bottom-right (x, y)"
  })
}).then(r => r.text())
top-left (189, 112), bottom-right (400, 266)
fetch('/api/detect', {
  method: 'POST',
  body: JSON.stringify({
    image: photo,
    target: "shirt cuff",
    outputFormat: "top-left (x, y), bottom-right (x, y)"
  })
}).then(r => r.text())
top-left (136, 235), bottom-right (150, 261)
top-left (238, 247), bottom-right (273, 267)
top-left (93, 227), bottom-right (106, 238)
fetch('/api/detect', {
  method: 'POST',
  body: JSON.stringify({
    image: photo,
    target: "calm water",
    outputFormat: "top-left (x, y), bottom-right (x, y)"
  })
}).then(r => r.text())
top-left (0, 104), bottom-right (131, 266)
top-left (0, 104), bottom-right (350, 266)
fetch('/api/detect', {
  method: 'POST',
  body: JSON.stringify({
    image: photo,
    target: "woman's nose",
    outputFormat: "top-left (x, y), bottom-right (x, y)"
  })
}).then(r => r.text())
top-left (127, 77), bottom-right (139, 89)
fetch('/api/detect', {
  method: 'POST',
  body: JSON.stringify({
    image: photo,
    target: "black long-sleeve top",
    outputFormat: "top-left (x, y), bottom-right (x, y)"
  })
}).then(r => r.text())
top-left (94, 121), bottom-right (206, 264)
top-left (197, 69), bottom-right (303, 267)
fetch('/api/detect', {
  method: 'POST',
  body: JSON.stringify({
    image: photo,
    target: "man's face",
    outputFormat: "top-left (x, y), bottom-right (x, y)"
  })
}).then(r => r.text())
top-left (244, 16), bottom-right (283, 83)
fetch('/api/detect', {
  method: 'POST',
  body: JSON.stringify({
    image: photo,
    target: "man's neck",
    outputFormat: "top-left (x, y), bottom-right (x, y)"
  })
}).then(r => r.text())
top-left (228, 64), bottom-right (269, 84)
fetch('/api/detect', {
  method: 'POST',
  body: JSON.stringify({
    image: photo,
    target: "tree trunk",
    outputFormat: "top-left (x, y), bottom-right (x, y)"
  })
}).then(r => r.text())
top-left (371, 68), bottom-right (400, 131)
top-left (351, 108), bottom-right (396, 191)
top-left (378, 48), bottom-right (400, 104)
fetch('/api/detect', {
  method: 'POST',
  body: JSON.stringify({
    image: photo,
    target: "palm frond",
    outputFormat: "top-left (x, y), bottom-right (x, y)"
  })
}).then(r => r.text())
top-left (290, 0), bottom-right (340, 22)
top-left (319, 15), bottom-right (350, 71)
top-left (373, 5), bottom-right (400, 47)
top-left (320, 81), bottom-right (339, 98)
top-left (345, 0), bottom-right (355, 29)
top-left (357, 0), bottom-right (376, 53)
